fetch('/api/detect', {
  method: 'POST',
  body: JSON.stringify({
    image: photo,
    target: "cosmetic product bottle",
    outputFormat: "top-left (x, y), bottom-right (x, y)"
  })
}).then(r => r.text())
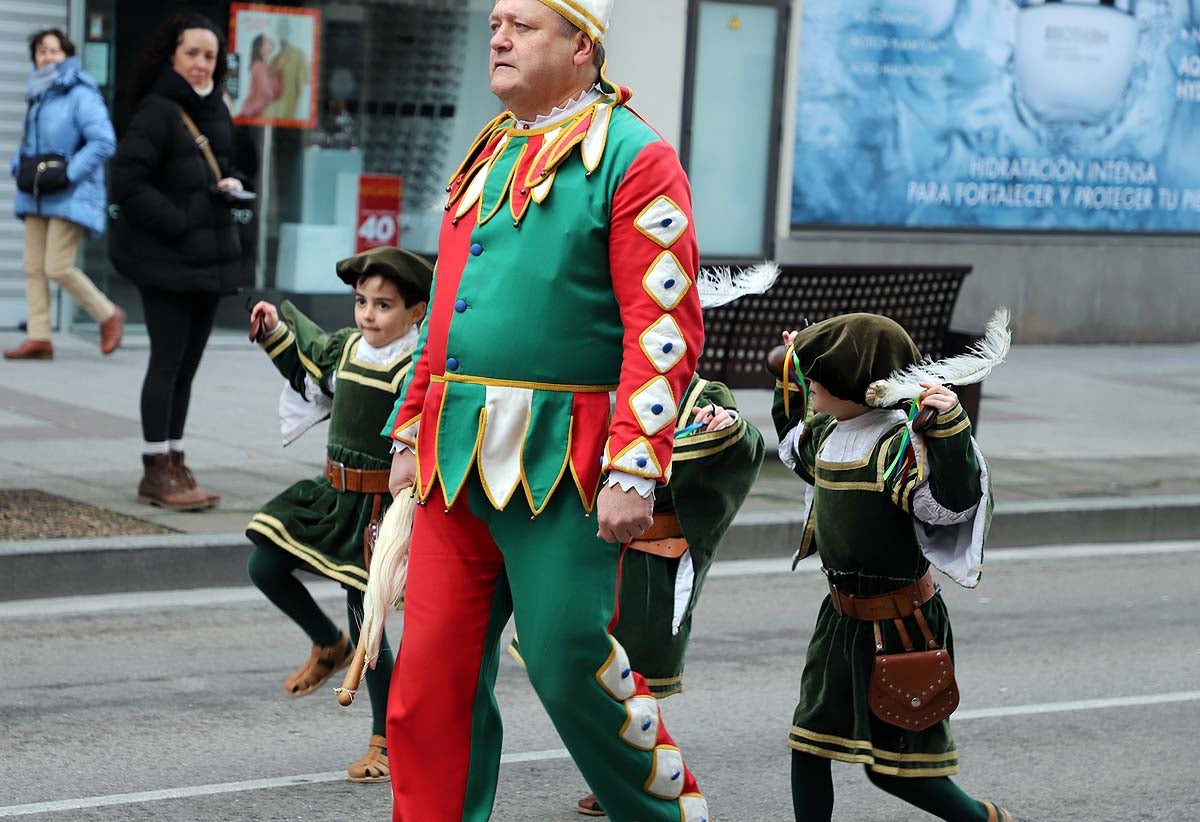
top-left (1014, 0), bottom-right (1139, 124)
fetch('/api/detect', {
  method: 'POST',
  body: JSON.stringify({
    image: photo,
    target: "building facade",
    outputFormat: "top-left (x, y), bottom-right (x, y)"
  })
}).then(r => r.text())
top-left (2, 0), bottom-right (1197, 342)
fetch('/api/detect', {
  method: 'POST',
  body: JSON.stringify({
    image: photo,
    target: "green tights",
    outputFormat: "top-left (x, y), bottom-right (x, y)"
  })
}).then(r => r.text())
top-left (791, 751), bottom-right (989, 821)
top-left (247, 544), bottom-right (394, 737)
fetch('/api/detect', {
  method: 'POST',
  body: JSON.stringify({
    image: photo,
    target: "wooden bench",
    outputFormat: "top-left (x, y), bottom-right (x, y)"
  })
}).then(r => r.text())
top-left (697, 264), bottom-right (983, 425)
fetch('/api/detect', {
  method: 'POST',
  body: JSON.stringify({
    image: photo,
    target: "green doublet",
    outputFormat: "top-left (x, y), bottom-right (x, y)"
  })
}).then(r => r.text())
top-left (247, 302), bottom-right (414, 591)
top-left (616, 377), bottom-right (764, 696)
top-left (510, 377), bottom-right (765, 698)
top-left (775, 387), bottom-right (989, 777)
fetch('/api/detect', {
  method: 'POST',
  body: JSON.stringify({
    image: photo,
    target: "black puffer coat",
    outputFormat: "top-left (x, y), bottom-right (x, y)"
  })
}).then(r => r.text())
top-left (109, 69), bottom-right (242, 294)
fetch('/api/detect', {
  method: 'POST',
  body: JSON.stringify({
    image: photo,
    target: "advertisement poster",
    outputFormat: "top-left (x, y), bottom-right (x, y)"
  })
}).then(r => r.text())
top-left (791, 0), bottom-right (1200, 232)
top-left (356, 175), bottom-right (404, 254)
top-left (228, 4), bottom-right (321, 129)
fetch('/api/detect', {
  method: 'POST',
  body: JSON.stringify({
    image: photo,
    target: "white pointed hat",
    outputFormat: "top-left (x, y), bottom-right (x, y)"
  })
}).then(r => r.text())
top-left (529, 0), bottom-right (613, 42)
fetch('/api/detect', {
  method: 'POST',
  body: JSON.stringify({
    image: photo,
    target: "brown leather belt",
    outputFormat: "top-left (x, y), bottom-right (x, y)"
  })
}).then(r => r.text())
top-left (639, 512), bottom-right (683, 540)
top-left (827, 569), bottom-right (937, 621)
top-left (325, 459), bottom-right (391, 495)
top-left (629, 513), bottom-right (688, 558)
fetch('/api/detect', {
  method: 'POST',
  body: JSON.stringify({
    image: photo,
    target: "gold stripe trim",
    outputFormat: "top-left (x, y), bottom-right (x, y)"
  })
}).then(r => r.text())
top-left (672, 423), bottom-right (747, 462)
top-left (266, 329), bottom-right (295, 360)
top-left (432, 373), bottom-right (616, 393)
top-left (547, 0), bottom-right (605, 33)
top-left (789, 726), bottom-right (872, 750)
top-left (926, 418), bottom-right (971, 438)
top-left (260, 322), bottom-right (289, 348)
top-left (248, 516), bottom-right (367, 591)
top-left (478, 141), bottom-right (524, 227)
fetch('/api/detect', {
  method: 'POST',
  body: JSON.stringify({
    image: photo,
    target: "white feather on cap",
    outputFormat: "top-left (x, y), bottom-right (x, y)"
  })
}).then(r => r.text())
top-left (696, 261), bottom-right (781, 310)
top-left (864, 308), bottom-right (1012, 408)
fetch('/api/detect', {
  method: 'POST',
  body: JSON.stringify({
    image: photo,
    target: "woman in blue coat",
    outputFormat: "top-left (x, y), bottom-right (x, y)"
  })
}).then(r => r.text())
top-left (5, 28), bottom-right (124, 361)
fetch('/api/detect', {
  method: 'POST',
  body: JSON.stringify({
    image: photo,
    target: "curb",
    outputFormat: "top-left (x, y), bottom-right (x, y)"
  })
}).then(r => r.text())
top-left (4, 496), bottom-right (1200, 602)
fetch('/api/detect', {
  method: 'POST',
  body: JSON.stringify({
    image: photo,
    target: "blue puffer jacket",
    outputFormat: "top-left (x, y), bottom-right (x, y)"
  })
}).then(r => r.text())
top-left (9, 58), bottom-right (115, 237)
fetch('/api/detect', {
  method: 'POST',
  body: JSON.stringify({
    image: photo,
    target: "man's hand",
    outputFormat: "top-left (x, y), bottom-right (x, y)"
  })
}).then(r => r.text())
top-left (389, 448), bottom-right (417, 498)
top-left (596, 483), bottom-right (654, 545)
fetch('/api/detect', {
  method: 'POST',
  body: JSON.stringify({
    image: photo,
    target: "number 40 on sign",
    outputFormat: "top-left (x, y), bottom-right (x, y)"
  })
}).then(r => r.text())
top-left (356, 174), bottom-right (403, 253)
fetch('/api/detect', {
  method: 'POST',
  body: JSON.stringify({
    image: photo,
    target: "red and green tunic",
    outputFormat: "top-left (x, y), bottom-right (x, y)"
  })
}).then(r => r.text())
top-left (385, 88), bottom-right (703, 514)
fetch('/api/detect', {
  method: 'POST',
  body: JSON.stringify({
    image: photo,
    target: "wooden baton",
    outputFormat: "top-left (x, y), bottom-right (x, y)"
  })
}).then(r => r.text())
top-left (335, 642), bottom-right (369, 707)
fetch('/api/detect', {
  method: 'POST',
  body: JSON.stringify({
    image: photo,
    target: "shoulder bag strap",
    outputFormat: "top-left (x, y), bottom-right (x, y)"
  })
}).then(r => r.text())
top-left (171, 102), bottom-right (222, 182)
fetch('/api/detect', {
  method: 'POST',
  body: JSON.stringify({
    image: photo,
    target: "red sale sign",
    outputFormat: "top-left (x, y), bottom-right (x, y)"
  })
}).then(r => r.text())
top-left (356, 174), bottom-right (403, 253)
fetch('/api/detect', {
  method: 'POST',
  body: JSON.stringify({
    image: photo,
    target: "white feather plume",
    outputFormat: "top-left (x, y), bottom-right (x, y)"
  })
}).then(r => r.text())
top-left (355, 490), bottom-right (417, 681)
top-left (697, 261), bottom-right (781, 309)
top-left (865, 308), bottom-right (1011, 408)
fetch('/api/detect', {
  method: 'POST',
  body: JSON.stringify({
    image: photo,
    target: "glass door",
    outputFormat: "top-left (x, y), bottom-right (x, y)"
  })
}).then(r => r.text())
top-left (682, 0), bottom-right (788, 259)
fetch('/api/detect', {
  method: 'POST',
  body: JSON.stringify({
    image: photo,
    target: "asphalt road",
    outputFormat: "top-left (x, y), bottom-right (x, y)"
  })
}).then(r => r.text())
top-left (1, 540), bottom-right (1197, 822)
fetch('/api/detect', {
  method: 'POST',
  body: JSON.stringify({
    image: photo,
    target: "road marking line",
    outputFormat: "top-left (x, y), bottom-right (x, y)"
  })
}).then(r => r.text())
top-left (0, 749), bottom-right (571, 818)
top-left (3, 692), bottom-right (1199, 816)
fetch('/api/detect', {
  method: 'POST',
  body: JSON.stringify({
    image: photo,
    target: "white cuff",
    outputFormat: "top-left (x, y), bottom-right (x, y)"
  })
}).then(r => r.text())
top-left (605, 470), bottom-right (655, 498)
top-left (390, 440), bottom-right (415, 455)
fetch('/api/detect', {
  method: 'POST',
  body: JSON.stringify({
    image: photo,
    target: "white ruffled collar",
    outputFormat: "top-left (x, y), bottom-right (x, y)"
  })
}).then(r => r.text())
top-left (515, 84), bottom-right (605, 130)
top-left (355, 325), bottom-right (419, 366)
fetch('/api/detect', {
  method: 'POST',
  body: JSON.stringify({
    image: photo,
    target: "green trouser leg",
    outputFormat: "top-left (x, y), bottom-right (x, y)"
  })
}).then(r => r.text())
top-left (247, 543), bottom-right (341, 647)
top-left (346, 588), bottom-right (394, 738)
top-left (472, 479), bottom-right (686, 822)
top-left (863, 769), bottom-right (989, 821)
top-left (791, 751), bottom-right (835, 822)
top-left (463, 568), bottom-right (514, 822)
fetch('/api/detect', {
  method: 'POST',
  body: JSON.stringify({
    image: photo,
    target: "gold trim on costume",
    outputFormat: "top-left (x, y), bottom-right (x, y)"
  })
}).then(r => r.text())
top-left (478, 141), bottom-right (524, 227)
top-left (672, 423), bottom-right (747, 462)
top-left (248, 515), bottom-right (368, 591)
top-left (266, 332), bottom-right (295, 361)
top-left (433, 373), bottom-right (617, 393)
top-left (926, 418), bottom-right (971, 438)
top-left (438, 405), bottom-right (487, 511)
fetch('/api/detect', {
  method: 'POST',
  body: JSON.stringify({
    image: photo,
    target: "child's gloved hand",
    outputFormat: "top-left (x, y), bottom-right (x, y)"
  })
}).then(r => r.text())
top-left (917, 381), bottom-right (959, 414)
top-left (693, 404), bottom-right (737, 433)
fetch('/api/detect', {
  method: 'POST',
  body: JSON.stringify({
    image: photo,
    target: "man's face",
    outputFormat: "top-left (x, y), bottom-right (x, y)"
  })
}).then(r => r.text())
top-left (488, 0), bottom-right (585, 117)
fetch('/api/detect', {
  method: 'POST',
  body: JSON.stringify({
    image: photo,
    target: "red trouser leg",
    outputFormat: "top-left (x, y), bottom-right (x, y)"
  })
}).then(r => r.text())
top-left (386, 486), bottom-right (509, 822)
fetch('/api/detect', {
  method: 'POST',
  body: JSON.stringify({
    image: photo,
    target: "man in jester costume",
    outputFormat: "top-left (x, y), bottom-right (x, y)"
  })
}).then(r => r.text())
top-left (382, 0), bottom-right (709, 819)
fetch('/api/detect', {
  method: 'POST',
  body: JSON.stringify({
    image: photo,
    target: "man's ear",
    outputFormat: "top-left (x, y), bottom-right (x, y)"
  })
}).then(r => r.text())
top-left (572, 33), bottom-right (595, 69)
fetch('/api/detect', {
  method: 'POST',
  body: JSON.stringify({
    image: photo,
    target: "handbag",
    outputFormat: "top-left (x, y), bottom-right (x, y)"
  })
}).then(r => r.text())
top-left (868, 607), bottom-right (959, 732)
top-left (17, 153), bottom-right (68, 195)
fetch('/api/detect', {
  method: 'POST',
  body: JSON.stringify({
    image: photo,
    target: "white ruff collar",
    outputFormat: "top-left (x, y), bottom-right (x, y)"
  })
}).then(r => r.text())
top-left (515, 84), bottom-right (604, 130)
top-left (355, 325), bottom-right (418, 366)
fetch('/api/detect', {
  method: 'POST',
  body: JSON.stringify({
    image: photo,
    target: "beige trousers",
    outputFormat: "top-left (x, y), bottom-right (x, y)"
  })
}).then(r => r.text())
top-left (23, 216), bottom-right (116, 341)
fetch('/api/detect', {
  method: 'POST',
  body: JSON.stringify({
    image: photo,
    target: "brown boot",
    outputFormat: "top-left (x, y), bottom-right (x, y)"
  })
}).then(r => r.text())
top-left (170, 451), bottom-right (220, 506)
top-left (137, 453), bottom-right (211, 511)
top-left (3, 339), bottom-right (53, 360)
top-left (99, 307), bottom-right (125, 355)
top-left (347, 734), bottom-right (389, 783)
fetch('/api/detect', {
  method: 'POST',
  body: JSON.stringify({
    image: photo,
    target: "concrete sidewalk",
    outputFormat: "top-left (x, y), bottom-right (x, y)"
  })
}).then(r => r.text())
top-left (3, 327), bottom-right (1199, 599)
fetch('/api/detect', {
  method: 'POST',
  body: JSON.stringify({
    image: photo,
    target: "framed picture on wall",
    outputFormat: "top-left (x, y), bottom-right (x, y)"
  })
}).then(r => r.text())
top-left (229, 3), bottom-right (321, 129)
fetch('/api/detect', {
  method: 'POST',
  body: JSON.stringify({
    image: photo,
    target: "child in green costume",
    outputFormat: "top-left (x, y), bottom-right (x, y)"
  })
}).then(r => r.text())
top-left (245, 246), bottom-right (432, 783)
top-left (774, 312), bottom-right (1014, 822)
top-left (510, 372), bottom-right (765, 816)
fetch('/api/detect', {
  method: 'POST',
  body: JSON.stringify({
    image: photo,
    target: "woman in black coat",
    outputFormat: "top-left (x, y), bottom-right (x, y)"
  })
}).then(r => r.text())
top-left (109, 12), bottom-right (246, 511)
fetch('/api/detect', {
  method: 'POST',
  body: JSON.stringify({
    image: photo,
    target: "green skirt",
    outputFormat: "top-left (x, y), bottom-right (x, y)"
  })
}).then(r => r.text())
top-left (246, 448), bottom-right (389, 592)
top-left (788, 593), bottom-right (959, 777)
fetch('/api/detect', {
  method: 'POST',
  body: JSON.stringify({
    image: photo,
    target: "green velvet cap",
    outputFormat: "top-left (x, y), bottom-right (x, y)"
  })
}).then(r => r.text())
top-left (791, 313), bottom-right (922, 405)
top-left (335, 246), bottom-right (434, 302)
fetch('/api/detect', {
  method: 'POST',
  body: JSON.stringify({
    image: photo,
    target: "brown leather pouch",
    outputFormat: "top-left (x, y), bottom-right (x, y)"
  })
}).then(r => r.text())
top-left (868, 609), bottom-right (959, 731)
